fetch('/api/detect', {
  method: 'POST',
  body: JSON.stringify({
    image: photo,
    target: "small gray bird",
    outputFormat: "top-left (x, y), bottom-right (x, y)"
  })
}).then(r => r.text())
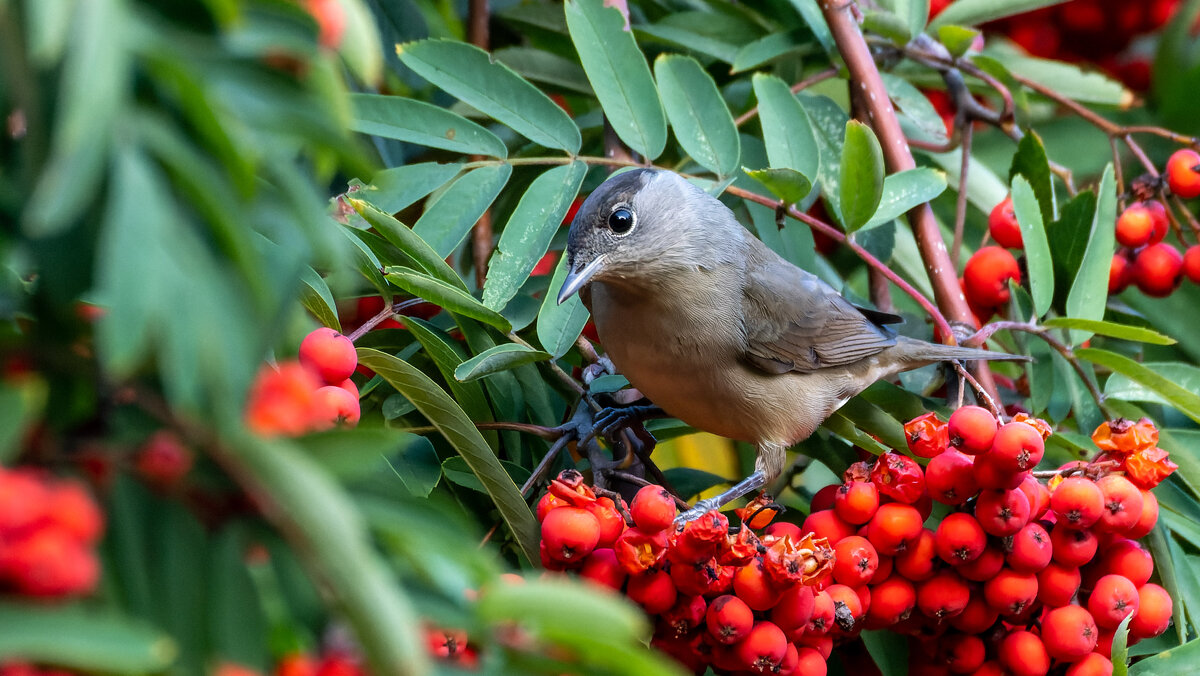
top-left (557, 168), bottom-right (1023, 521)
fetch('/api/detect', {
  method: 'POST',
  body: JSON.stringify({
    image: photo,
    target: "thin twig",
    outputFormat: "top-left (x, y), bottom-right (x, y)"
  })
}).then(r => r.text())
top-left (952, 123), bottom-right (974, 271)
top-left (953, 361), bottom-right (1003, 421)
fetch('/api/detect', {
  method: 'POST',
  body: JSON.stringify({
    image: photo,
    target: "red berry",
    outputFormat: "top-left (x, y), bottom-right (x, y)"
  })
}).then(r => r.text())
top-left (989, 196), bottom-right (1023, 248)
top-left (1099, 539), bottom-right (1154, 587)
top-left (964, 246), bottom-right (1021, 309)
top-left (626, 568), bottom-right (677, 614)
top-left (947, 406), bottom-right (997, 454)
top-left (579, 548), bottom-right (626, 590)
top-left (1018, 474), bottom-right (1051, 521)
top-left (991, 422), bottom-right (1045, 473)
top-left (733, 558), bottom-right (781, 611)
top-left (706, 594), bottom-right (754, 644)
top-left (630, 485), bottom-right (676, 532)
top-left (940, 633), bottom-right (986, 673)
top-left (925, 449), bottom-right (978, 505)
top-left (1166, 148), bottom-right (1200, 199)
top-left (0, 526), bottom-right (99, 597)
top-left (802, 509), bottom-right (856, 545)
top-left (1094, 474), bottom-right (1144, 534)
top-left (950, 594), bottom-right (999, 634)
top-left (1132, 243), bottom-right (1184, 298)
top-left (792, 647), bottom-right (827, 676)
top-left (1184, 245), bottom-right (1200, 284)
top-left (867, 503), bottom-right (925, 556)
top-left (810, 484), bottom-right (840, 512)
top-left (983, 568), bottom-right (1039, 616)
top-left (905, 411), bottom-right (949, 458)
top-left (136, 430), bottom-right (194, 488)
top-left (311, 385), bottom-right (361, 429)
top-left (895, 528), bottom-right (938, 581)
top-left (541, 507), bottom-right (600, 564)
top-left (585, 497), bottom-right (626, 549)
top-left (833, 535), bottom-right (879, 587)
top-left (1109, 253), bottom-right (1132, 295)
top-left (999, 630), bottom-right (1050, 676)
top-left (612, 527), bottom-right (668, 574)
top-left (1041, 604), bottom-right (1099, 661)
top-left (1089, 574), bottom-right (1140, 629)
top-left (870, 451), bottom-right (926, 503)
top-left (974, 488), bottom-right (1030, 536)
top-left (1006, 521), bottom-right (1052, 573)
top-left (305, 0), bottom-right (346, 49)
top-left (1129, 582), bottom-right (1172, 639)
top-left (1051, 521), bottom-right (1098, 567)
top-left (834, 481), bottom-right (879, 524)
top-left (244, 362), bottom-right (323, 437)
top-left (955, 542), bottom-right (1005, 582)
top-left (735, 621), bottom-right (788, 673)
top-left (1051, 477), bottom-right (1105, 529)
top-left (299, 327), bottom-right (357, 384)
top-left (916, 570), bottom-right (971, 620)
top-left (866, 575), bottom-right (916, 626)
top-left (935, 513), bottom-right (987, 564)
top-left (806, 590), bottom-right (835, 636)
top-left (1125, 489), bottom-right (1159, 539)
top-left (1038, 561), bottom-right (1082, 607)
top-left (770, 585), bottom-right (816, 635)
top-left (973, 449), bottom-right (1025, 491)
top-left (1065, 653), bottom-right (1113, 676)
top-left (1115, 202), bottom-right (1157, 248)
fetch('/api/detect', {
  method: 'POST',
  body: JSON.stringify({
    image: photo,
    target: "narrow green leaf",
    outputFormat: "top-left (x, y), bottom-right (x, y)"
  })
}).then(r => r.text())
top-left (1128, 637), bottom-right (1200, 675)
top-left (743, 167), bottom-right (812, 205)
top-left (1046, 190), bottom-right (1099, 310)
top-left (1010, 175), bottom-right (1054, 316)
top-left (404, 317), bottom-right (497, 447)
top-left (840, 120), bottom-right (885, 232)
top-left (1079, 348), bottom-right (1200, 424)
top-left (654, 54), bottom-right (741, 177)
top-left (798, 93), bottom-right (851, 223)
top-left (412, 163), bottom-right (512, 258)
top-left (361, 162), bottom-right (463, 215)
top-left (565, 0), bottom-right (667, 159)
top-left (937, 25), bottom-right (981, 58)
top-left (1105, 362), bottom-right (1200, 409)
top-left (752, 74), bottom-right (820, 185)
top-left (397, 39), bottom-right (581, 153)
top-left (930, 0), bottom-right (1069, 29)
top-left (536, 254), bottom-right (591, 358)
top-left (357, 349), bottom-right (541, 564)
top-left (383, 267), bottom-right (510, 332)
top-left (998, 50), bottom-right (1133, 106)
top-left (861, 629), bottom-right (909, 676)
top-left (635, 23), bottom-right (740, 64)
top-left (454, 344), bottom-right (552, 382)
top-left (338, 0), bottom-right (384, 84)
top-left (731, 30), bottom-right (809, 74)
top-left (1009, 131), bottom-right (1056, 224)
top-left (348, 94), bottom-right (507, 158)
top-left (482, 161), bottom-right (587, 311)
top-left (1066, 164), bottom-right (1117, 343)
top-left (860, 168), bottom-right (947, 230)
top-left (230, 435), bottom-right (429, 675)
top-left (1041, 318), bottom-right (1176, 345)
top-left (493, 47), bottom-right (593, 95)
top-left (351, 199), bottom-right (469, 291)
top-left (882, 73), bottom-right (949, 146)
top-left (0, 380), bottom-right (47, 464)
top-left (0, 603), bottom-right (176, 674)
top-left (1111, 608), bottom-right (1135, 676)
top-left (785, 0), bottom-right (834, 53)
top-left (299, 268), bottom-right (340, 330)
top-left (862, 9), bottom-right (911, 45)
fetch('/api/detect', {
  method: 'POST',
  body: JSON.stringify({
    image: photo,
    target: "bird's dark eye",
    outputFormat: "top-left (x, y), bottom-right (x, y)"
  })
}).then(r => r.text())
top-left (608, 207), bottom-right (635, 234)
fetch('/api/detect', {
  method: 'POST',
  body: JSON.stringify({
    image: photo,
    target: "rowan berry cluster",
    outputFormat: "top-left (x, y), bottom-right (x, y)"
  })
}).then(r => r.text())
top-left (0, 468), bottom-right (103, 599)
top-left (537, 470), bottom-right (836, 675)
top-left (801, 409), bottom-right (1174, 675)
top-left (244, 327), bottom-right (361, 436)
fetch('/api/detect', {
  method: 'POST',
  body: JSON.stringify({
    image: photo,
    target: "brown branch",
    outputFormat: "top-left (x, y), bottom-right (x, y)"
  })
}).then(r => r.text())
top-left (951, 123), bottom-right (974, 271)
top-left (818, 0), bottom-right (1001, 403)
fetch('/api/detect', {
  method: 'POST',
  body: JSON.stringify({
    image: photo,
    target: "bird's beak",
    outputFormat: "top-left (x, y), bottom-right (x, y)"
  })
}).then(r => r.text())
top-left (557, 255), bottom-right (607, 305)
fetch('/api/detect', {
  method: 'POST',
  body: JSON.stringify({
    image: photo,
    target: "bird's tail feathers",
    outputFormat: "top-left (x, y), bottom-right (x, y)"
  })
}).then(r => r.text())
top-left (895, 336), bottom-right (1030, 365)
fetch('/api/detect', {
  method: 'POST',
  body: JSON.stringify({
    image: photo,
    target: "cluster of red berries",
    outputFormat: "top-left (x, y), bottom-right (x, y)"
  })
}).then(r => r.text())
top-left (799, 410), bottom-right (1174, 675)
top-left (0, 663), bottom-right (76, 676)
top-left (965, 147), bottom-right (1200, 315)
top-left (0, 468), bottom-right (103, 598)
top-left (271, 651), bottom-right (365, 676)
top-left (244, 327), bottom-right (362, 436)
top-left (538, 470), bottom-right (837, 675)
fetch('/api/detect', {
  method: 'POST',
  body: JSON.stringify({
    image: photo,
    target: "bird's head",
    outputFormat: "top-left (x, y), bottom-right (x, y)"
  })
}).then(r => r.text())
top-left (557, 168), bottom-right (743, 304)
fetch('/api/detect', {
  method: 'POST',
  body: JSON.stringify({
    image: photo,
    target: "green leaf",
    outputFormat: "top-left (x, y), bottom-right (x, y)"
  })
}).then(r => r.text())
top-left (860, 168), bottom-right (948, 230)
top-left (731, 29), bottom-right (810, 74)
top-left (997, 50), bottom-right (1133, 106)
top-left (383, 267), bottom-right (511, 332)
top-left (483, 161), bottom-right (587, 311)
top-left (536, 254), bottom-right (591, 358)
top-left (396, 39), bottom-right (581, 154)
top-left (229, 434), bottom-right (429, 675)
top-left (348, 93), bottom-right (507, 158)
top-left (493, 47), bottom-right (593, 95)
top-left (635, 23), bottom-right (740, 64)
top-left (1112, 599), bottom-right (1135, 675)
top-left (1105, 362), bottom-right (1200, 408)
top-left (1065, 164), bottom-right (1117, 343)
top-left (1010, 175), bottom-right (1054, 316)
top-left (785, 0), bottom-right (834, 53)
top-left (0, 603), bottom-right (176, 673)
top-left (861, 629), bottom-right (909, 676)
top-left (0, 379), bottom-right (47, 464)
top-left (350, 199), bottom-right (469, 291)
top-left (862, 9), bottom-right (912, 45)
top-left (337, 0), bottom-right (384, 84)
top-left (412, 163), bottom-right (512, 258)
top-left (654, 54), bottom-right (741, 177)
top-left (840, 120), bottom-right (885, 232)
top-left (882, 73), bottom-right (950, 146)
top-left (454, 343), bottom-right (552, 382)
top-left (442, 456), bottom-right (531, 493)
top-left (1046, 190), bottom-right (1099, 310)
top-left (661, 467), bottom-right (729, 500)
top-left (297, 428), bottom-right (435, 484)
top-left (752, 73), bottom-right (820, 184)
top-left (357, 349), bottom-right (541, 564)
top-left (1079, 348), bottom-right (1200, 424)
top-left (565, 0), bottom-right (667, 159)
top-left (929, 0), bottom-right (1069, 29)
top-left (743, 167), bottom-right (812, 205)
top-left (361, 162), bottom-right (463, 215)
top-left (404, 317), bottom-right (497, 446)
top-left (798, 93), bottom-right (851, 223)
top-left (1128, 637), bottom-right (1200, 675)
top-left (299, 267), bottom-right (340, 330)
top-left (1009, 131), bottom-right (1056, 224)
top-left (937, 25), bottom-right (981, 58)
top-left (1041, 318), bottom-right (1176, 345)
top-left (877, 0), bottom-right (929, 39)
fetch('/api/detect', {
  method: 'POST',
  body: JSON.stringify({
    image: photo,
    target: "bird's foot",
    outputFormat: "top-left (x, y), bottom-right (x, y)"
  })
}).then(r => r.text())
top-left (594, 404), bottom-right (664, 440)
top-left (673, 470), bottom-right (767, 524)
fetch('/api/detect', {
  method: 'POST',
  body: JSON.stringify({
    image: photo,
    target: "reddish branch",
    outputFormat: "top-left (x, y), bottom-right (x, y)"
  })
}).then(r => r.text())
top-left (818, 0), bottom-right (1002, 402)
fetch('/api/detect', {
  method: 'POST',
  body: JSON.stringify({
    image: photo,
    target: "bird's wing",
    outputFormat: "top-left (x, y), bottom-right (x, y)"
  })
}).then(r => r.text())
top-left (741, 247), bottom-right (898, 375)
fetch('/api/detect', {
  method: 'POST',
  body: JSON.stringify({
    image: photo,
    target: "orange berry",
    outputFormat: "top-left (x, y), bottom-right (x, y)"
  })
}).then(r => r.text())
top-left (805, 589), bottom-right (835, 636)
top-left (1115, 202), bottom-right (1156, 248)
top-left (733, 557), bottom-right (781, 611)
top-left (1125, 489), bottom-right (1159, 539)
top-left (1099, 539), bottom-right (1154, 587)
top-left (299, 327), bottom-right (357, 384)
top-left (991, 422), bottom-right (1045, 473)
top-left (989, 196), bottom-right (1023, 248)
top-left (630, 484), bottom-right (676, 532)
top-left (833, 535), bottom-right (879, 587)
top-left (999, 630), bottom-right (1050, 676)
top-left (1038, 561), bottom-right (1082, 607)
top-left (1041, 604), bottom-right (1099, 661)
top-left (947, 405), bottom-right (997, 454)
top-left (1089, 574), bottom-right (1140, 629)
top-left (311, 385), bottom-right (361, 429)
top-left (834, 481), bottom-right (879, 525)
top-left (1052, 477), bottom-right (1105, 529)
top-left (1109, 253), bottom-right (1132, 295)
top-left (983, 568), bottom-right (1039, 616)
top-left (964, 246), bottom-right (1021, 309)
top-left (1095, 474), bottom-right (1144, 534)
top-left (305, 0), bottom-right (346, 49)
top-left (895, 528), bottom-right (938, 581)
top-left (866, 503), bottom-right (924, 556)
top-left (1132, 243), bottom-right (1184, 298)
top-left (866, 575), bottom-right (916, 627)
top-left (792, 646), bottom-right (827, 676)
top-left (935, 513), bottom-right (987, 564)
top-left (244, 362), bottom-right (323, 437)
top-left (1166, 148), bottom-right (1200, 199)
top-left (540, 506), bottom-right (600, 563)
top-left (1129, 582), bottom-right (1172, 639)
top-left (706, 594), bottom-right (754, 644)
top-left (802, 509), bottom-right (856, 545)
top-left (1065, 653), bottom-right (1113, 676)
